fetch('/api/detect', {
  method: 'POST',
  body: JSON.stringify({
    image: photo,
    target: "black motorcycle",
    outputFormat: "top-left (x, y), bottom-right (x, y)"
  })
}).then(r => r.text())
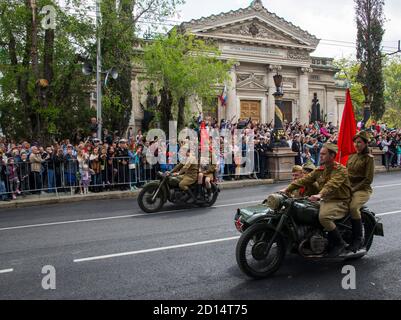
top-left (234, 193), bottom-right (384, 279)
top-left (138, 172), bottom-right (220, 213)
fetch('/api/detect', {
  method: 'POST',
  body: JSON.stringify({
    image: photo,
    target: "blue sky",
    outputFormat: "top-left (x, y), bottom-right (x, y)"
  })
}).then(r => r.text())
top-left (173, 0), bottom-right (401, 59)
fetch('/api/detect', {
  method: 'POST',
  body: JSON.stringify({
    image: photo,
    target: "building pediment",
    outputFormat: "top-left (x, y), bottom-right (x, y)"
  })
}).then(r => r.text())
top-left (180, 0), bottom-right (319, 50)
top-left (237, 73), bottom-right (267, 91)
top-left (200, 19), bottom-right (305, 47)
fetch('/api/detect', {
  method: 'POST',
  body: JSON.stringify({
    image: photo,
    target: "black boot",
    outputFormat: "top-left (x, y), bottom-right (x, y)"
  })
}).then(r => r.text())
top-left (327, 228), bottom-right (346, 258)
top-left (347, 219), bottom-right (363, 253)
top-left (196, 185), bottom-right (203, 201)
top-left (184, 189), bottom-right (196, 204)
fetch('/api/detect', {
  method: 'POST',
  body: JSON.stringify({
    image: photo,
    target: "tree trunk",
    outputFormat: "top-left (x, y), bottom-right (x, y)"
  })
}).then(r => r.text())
top-left (177, 96), bottom-right (186, 132)
top-left (158, 87), bottom-right (173, 136)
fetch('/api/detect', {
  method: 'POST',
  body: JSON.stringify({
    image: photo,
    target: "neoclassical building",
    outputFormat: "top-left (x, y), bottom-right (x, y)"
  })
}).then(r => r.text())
top-left (129, 0), bottom-right (347, 130)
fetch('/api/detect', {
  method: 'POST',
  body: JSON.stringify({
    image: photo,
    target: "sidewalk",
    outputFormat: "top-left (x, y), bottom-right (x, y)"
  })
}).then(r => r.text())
top-left (0, 179), bottom-right (274, 210)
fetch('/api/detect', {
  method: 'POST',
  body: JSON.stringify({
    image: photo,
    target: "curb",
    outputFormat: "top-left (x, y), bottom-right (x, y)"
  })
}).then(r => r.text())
top-left (0, 179), bottom-right (274, 210)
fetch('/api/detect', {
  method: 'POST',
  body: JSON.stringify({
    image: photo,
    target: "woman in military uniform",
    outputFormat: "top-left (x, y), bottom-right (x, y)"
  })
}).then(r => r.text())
top-left (197, 150), bottom-right (217, 199)
top-left (347, 131), bottom-right (375, 252)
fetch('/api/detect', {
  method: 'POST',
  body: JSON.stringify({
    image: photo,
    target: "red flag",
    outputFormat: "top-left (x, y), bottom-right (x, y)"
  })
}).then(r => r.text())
top-left (336, 89), bottom-right (357, 165)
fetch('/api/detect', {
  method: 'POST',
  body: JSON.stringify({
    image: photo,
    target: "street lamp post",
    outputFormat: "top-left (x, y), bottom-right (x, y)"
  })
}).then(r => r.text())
top-left (82, 0), bottom-right (118, 141)
top-left (96, 0), bottom-right (102, 140)
top-left (362, 85), bottom-right (372, 130)
top-left (271, 72), bottom-right (285, 148)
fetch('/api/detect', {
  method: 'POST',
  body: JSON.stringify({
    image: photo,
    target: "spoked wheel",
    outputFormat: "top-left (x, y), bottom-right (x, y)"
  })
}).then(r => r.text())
top-left (199, 184), bottom-right (219, 208)
top-left (236, 223), bottom-right (286, 279)
top-left (340, 212), bottom-right (375, 260)
top-left (138, 184), bottom-right (165, 213)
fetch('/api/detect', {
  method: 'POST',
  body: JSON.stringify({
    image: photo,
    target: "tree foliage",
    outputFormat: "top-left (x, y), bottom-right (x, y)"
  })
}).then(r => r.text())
top-left (0, 0), bottom-right (185, 142)
top-left (355, 0), bottom-right (386, 120)
top-left (143, 29), bottom-right (234, 133)
top-left (334, 55), bottom-right (401, 126)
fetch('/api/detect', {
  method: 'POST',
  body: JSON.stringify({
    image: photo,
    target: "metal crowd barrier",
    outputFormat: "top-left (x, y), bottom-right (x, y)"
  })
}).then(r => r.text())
top-left (0, 153), bottom-right (267, 201)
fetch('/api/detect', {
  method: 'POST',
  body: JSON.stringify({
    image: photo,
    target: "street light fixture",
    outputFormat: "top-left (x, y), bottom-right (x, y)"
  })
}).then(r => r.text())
top-left (82, 61), bottom-right (119, 139)
top-left (271, 71), bottom-right (285, 147)
top-left (362, 85), bottom-right (372, 130)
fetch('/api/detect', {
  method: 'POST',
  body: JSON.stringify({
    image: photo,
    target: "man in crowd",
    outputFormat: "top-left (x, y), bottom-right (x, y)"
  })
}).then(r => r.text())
top-left (29, 146), bottom-right (45, 194)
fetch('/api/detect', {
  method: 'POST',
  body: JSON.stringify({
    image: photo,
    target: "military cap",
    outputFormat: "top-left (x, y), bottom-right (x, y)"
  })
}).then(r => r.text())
top-left (119, 139), bottom-right (128, 144)
top-left (323, 143), bottom-right (338, 154)
top-left (353, 131), bottom-right (370, 143)
top-left (292, 165), bottom-right (303, 173)
top-left (302, 162), bottom-right (316, 172)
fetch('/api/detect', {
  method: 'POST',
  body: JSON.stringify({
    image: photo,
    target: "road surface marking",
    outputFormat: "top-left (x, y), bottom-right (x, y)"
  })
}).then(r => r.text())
top-left (0, 269), bottom-right (14, 274)
top-left (0, 214), bottom-right (147, 232)
top-left (74, 236), bottom-right (240, 263)
top-left (0, 201), bottom-right (262, 232)
top-left (1, 181), bottom-right (401, 232)
top-left (374, 183), bottom-right (401, 189)
top-left (73, 208), bottom-right (401, 263)
top-left (377, 210), bottom-right (401, 217)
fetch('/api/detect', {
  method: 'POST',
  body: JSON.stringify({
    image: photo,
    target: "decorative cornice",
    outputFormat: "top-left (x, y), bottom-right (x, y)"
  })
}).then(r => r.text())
top-left (268, 65), bottom-right (282, 72)
top-left (300, 67), bottom-right (313, 74)
top-left (180, 2), bottom-right (319, 48)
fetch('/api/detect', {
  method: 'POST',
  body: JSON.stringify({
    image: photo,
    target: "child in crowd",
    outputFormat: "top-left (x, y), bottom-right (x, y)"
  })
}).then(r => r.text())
top-left (7, 157), bottom-right (21, 200)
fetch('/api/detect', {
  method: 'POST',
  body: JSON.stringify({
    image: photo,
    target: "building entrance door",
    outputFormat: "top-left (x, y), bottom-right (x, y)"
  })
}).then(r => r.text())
top-left (240, 100), bottom-right (261, 122)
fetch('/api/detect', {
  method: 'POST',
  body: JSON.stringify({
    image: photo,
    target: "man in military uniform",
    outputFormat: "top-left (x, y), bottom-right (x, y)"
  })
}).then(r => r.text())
top-left (347, 131), bottom-right (375, 252)
top-left (289, 164), bottom-right (320, 198)
top-left (282, 144), bottom-right (352, 257)
top-left (170, 148), bottom-right (198, 202)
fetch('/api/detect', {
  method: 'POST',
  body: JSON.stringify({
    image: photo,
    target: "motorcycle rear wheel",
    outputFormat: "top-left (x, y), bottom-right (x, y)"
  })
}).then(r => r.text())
top-left (236, 223), bottom-right (286, 279)
top-left (138, 184), bottom-right (165, 213)
top-left (199, 184), bottom-right (219, 208)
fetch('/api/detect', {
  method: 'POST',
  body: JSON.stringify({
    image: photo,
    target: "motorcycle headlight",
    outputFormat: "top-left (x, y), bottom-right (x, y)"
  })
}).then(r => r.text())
top-left (266, 194), bottom-right (285, 210)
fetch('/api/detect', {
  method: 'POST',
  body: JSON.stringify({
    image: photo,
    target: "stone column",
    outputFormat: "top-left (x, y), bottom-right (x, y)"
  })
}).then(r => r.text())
top-left (267, 65), bottom-right (282, 126)
top-left (226, 64), bottom-right (239, 122)
top-left (299, 67), bottom-right (313, 125)
top-left (326, 88), bottom-right (336, 124)
top-left (130, 71), bottom-right (142, 131)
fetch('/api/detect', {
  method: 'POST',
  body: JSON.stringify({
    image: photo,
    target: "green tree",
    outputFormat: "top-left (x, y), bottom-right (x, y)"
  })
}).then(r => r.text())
top-left (333, 57), bottom-right (365, 119)
top-left (98, 0), bottom-right (185, 137)
top-left (355, 0), bottom-right (386, 120)
top-left (143, 29), bottom-right (233, 133)
top-left (0, 0), bottom-right (95, 142)
top-left (382, 56), bottom-right (401, 127)
top-left (0, 0), bottom-right (185, 142)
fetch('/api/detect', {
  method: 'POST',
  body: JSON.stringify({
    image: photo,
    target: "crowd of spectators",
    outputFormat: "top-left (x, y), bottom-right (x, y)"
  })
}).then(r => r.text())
top-left (0, 116), bottom-right (400, 202)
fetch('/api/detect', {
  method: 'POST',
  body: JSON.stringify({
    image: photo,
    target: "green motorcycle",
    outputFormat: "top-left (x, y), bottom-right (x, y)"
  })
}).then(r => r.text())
top-left (234, 193), bottom-right (384, 279)
top-left (138, 172), bottom-right (220, 213)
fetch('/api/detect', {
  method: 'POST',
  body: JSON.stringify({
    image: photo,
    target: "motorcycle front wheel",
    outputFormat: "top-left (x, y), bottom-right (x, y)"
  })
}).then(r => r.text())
top-left (236, 223), bottom-right (286, 279)
top-left (138, 183), bottom-right (165, 213)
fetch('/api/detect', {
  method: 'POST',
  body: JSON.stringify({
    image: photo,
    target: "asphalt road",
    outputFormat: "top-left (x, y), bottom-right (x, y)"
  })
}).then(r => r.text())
top-left (1, 172), bottom-right (401, 300)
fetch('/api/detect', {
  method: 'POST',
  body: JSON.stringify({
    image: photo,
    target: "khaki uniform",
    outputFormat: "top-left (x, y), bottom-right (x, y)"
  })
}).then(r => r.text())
top-left (347, 153), bottom-right (375, 220)
top-left (171, 155), bottom-right (198, 191)
top-left (290, 182), bottom-right (320, 198)
top-left (287, 162), bottom-right (352, 231)
top-left (200, 164), bottom-right (217, 180)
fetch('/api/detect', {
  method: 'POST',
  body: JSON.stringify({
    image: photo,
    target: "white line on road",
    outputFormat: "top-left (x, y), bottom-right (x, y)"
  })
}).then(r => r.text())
top-left (73, 208), bottom-right (401, 264)
top-left (0, 269), bottom-right (14, 274)
top-left (377, 210), bottom-right (401, 217)
top-left (0, 214), bottom-right (147, 232)
top-left (0, 201), bottom-right (263, 232)
top-left (74, 236), bottom-right (240, 263)
top-left (1, 182), bottom-right (400, 232)
top-left (374, 183), bottom-right (401, 189)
